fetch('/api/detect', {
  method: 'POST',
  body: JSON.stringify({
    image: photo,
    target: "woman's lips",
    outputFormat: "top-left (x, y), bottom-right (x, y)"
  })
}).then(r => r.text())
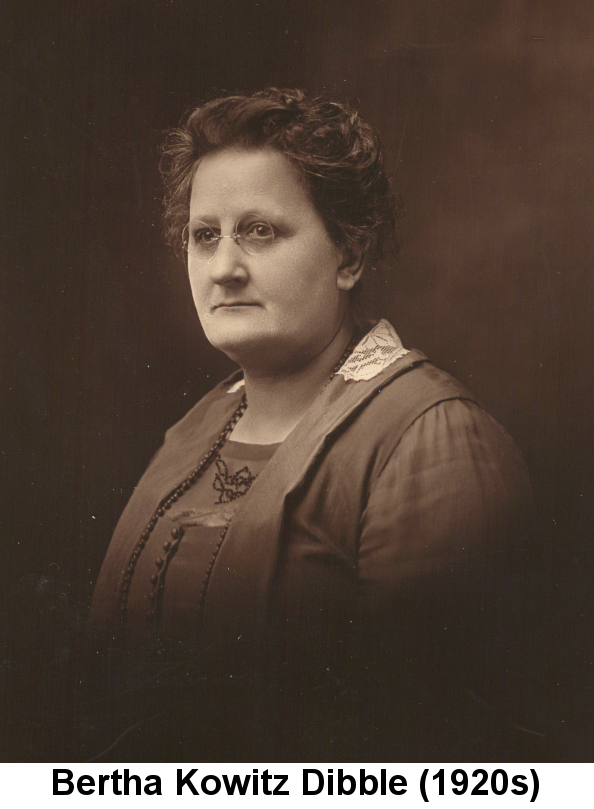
top-left (211, 302), bottom-right (259, 310)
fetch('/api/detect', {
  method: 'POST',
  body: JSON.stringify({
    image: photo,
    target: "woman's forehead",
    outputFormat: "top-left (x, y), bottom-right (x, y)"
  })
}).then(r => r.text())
top-left (189, 147), bottom-right (310, 220)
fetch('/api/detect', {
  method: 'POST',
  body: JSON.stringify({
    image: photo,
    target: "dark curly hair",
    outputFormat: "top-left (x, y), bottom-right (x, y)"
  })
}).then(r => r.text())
top-left (160, 87), bottom-right (398, 273)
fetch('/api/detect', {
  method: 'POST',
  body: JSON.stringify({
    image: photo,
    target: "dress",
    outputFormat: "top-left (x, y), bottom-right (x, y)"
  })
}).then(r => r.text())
top-left (86, 321), bottom-right (535, 761)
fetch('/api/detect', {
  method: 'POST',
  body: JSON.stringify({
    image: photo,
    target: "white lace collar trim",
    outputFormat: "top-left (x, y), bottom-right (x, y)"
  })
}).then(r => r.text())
top-left (227, 319), bottom-right (409, 392)
top-left (339, 319), bottom-right (410, 381)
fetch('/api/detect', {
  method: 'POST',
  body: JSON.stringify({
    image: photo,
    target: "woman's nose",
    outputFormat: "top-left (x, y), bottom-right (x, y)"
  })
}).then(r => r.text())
top-left (207, 237), bottom-right (249, 285)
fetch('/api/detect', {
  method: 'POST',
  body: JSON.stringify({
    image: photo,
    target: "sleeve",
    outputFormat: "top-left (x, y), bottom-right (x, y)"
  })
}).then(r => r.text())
top-left (359, 398), bottom-right (533, 605)
top-left (357, 399), bottom-right (540, 760)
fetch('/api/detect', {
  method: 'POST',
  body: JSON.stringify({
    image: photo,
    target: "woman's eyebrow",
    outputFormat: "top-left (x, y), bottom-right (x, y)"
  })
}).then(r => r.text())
top-left (189, 210), bottom-right (294, 226)
top-left (187, 217), bottom-right (219, 227)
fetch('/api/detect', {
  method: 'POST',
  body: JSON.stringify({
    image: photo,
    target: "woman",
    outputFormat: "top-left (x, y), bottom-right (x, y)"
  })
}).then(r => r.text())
top-left (87, 88), bottom-right (535, 762)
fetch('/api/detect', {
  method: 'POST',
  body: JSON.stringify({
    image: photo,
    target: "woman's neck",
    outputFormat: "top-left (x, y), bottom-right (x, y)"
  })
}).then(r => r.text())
top-left (229, 318), bottom-right (357, 445)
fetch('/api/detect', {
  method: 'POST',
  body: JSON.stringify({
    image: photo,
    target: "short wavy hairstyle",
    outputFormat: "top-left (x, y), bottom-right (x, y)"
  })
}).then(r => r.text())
top-left (160, 87), bottom-right (398, 272)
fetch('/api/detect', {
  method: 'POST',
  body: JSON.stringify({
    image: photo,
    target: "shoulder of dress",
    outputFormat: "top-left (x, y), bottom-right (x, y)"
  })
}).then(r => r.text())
top-left (337, 320), bottom-right (477, 407)
top-left (363, 352), bottom-right (481, 415)
top-left (353, 368), bottom-right (529, 488)
top-left (325, 351), bottom-right (494, 474)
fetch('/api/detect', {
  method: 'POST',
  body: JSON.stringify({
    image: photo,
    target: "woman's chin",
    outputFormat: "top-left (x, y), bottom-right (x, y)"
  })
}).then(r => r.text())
top-left (202, 322), bottom-right (268, 364)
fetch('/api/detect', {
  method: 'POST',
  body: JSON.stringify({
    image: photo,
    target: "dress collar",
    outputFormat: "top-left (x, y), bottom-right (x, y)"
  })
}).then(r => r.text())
top-left (339, 319), bottom-right (410, 382)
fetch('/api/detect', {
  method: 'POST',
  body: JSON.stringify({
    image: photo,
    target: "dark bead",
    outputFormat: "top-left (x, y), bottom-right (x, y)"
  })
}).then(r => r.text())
top-left (148, 591), bottom-right (155, 602)
top-left (163, 541), bottom-right (171, 551)
top-left (155, 557), bottom-right (164, 568)
top-left (157, 508), bottom-right (164, 517)
top-left (150, 574), bottom-right (158, 584)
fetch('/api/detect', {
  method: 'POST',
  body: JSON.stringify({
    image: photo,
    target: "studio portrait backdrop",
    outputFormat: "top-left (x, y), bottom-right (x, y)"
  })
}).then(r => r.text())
top-left (2, 0), bottom-right (593, 761)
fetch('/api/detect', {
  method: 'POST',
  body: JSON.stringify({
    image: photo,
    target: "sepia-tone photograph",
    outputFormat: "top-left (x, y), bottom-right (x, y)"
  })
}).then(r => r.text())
top-left (2, 0), bottom-right (593, 763)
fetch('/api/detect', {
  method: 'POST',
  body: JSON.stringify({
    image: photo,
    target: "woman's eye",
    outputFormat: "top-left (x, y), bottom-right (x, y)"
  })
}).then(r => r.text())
top-left (194, 228), bottom-right (218, 244)
top-left (244, 222), bottom-right (274, 240)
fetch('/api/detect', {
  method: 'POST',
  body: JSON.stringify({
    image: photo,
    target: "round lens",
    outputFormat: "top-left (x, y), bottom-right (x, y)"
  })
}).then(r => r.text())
top-left (237, 219), bottom-right (275, 254)
top-left (183, 222), bottom-right (219, 261)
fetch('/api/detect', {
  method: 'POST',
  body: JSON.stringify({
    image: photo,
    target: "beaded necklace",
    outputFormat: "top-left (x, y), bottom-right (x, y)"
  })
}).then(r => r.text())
top-left (119, 328), bottom-right (360, 633)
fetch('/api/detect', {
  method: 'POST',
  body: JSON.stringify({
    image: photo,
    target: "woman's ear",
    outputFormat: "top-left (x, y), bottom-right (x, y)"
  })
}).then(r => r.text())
top-left (336, 245), bottom-right (366, 291)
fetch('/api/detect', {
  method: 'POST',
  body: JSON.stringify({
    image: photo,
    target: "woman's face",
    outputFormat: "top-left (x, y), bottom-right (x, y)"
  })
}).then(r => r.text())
top-left (187, 148), bottom-right (358, 373)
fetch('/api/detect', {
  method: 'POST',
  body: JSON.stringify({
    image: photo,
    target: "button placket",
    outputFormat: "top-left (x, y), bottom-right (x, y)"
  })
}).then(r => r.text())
top-left (145, 524), bottom-right (185, 621)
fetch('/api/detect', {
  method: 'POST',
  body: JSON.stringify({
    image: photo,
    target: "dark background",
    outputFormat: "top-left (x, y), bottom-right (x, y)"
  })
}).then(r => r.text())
top-left (2, 0), bottom-right (593, 760)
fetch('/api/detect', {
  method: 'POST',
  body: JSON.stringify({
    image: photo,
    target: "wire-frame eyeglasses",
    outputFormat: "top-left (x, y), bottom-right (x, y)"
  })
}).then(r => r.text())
top-left (182, 217), bottom-right (275, 263)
